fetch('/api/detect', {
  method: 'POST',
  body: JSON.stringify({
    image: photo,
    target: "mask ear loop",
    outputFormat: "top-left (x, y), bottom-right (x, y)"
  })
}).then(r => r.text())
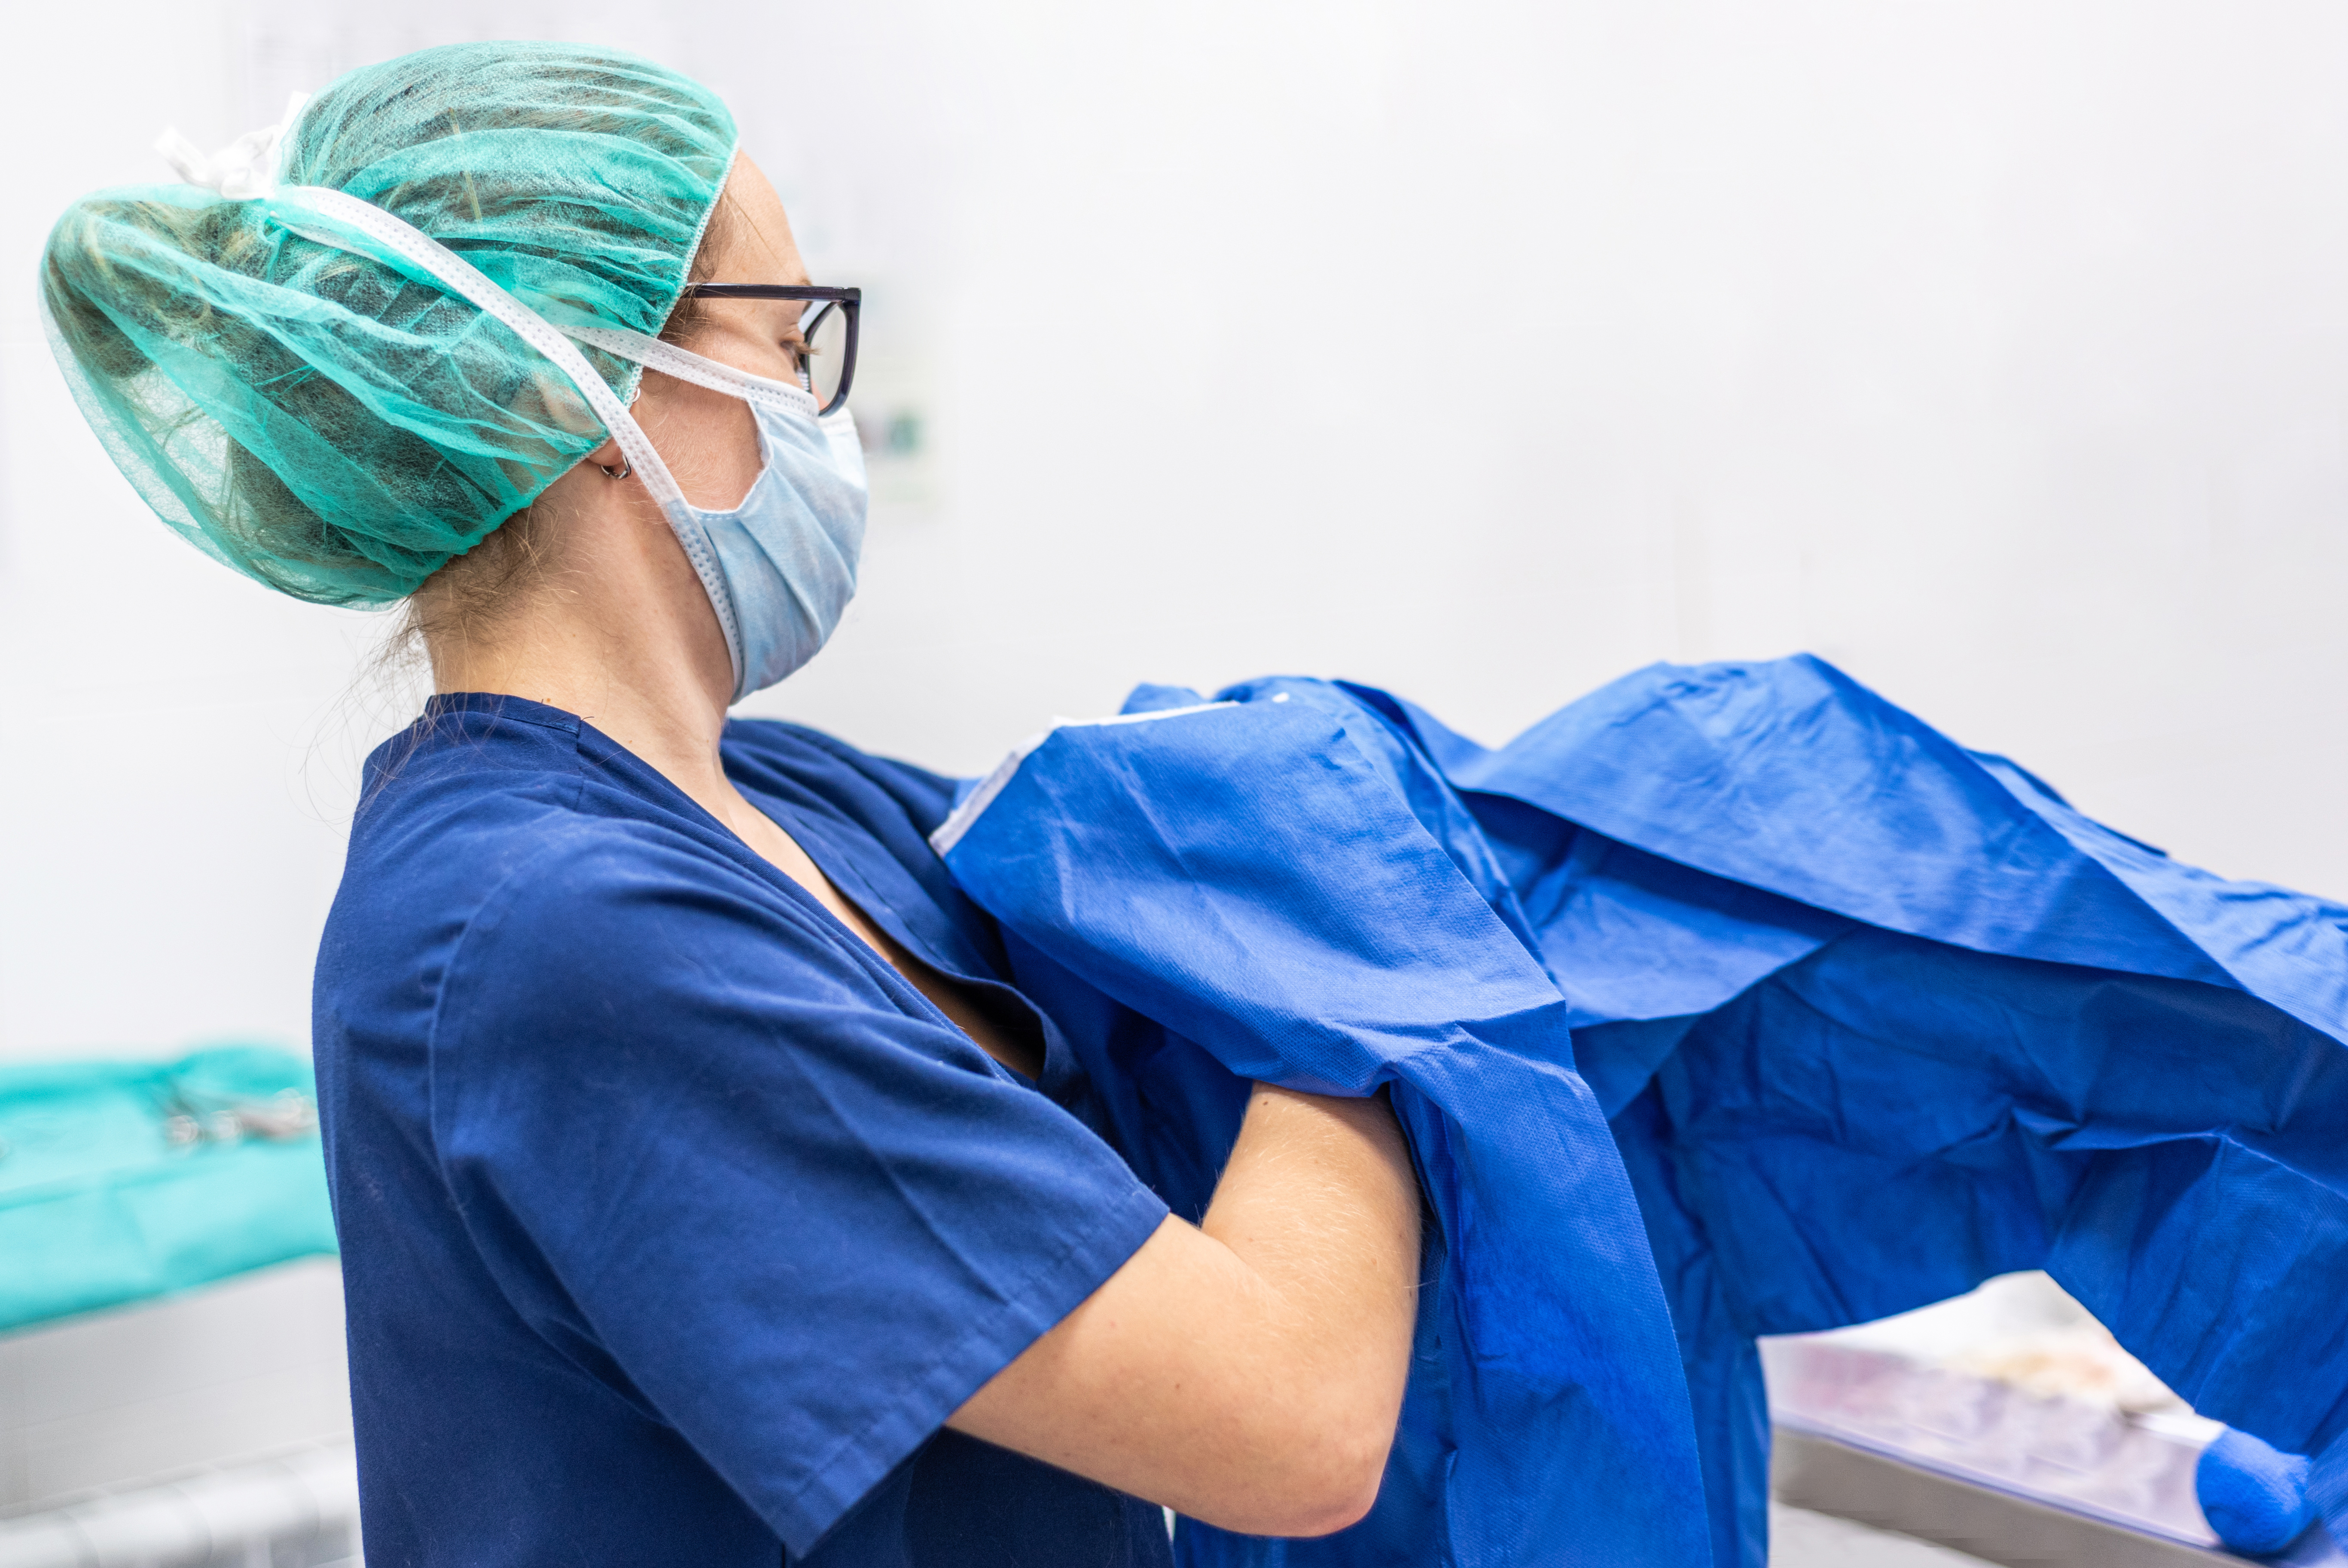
top-left (264, 183), bottom-right (748, 692)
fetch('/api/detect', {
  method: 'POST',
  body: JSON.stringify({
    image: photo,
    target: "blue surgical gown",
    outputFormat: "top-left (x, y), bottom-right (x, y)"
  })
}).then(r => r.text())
top-left (933, 661), bottom-right (2348, 1568)
top-left (312, 695), bottom-right (1176, 1567)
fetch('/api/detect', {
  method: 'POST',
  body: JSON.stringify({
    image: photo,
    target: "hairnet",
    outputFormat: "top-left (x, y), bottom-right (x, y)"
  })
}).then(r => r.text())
top-left (40, 42), bottom-right (738, 605)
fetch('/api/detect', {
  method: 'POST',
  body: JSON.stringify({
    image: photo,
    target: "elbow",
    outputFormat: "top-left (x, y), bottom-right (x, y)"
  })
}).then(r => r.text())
top-left (1213, 1408), bottom-right (1396, 1539)
top-left (1277, 1446), bottom-right (1388, 1538)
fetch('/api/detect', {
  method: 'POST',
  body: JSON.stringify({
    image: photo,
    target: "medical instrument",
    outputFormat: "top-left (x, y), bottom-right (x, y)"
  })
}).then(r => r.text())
top-left (1, 1046), bottom-right (334, 1333)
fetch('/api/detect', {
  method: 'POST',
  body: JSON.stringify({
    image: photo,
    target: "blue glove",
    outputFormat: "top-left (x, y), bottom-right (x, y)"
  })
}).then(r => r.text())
top-left (2198, 1427), bottom-right (2315, 1556)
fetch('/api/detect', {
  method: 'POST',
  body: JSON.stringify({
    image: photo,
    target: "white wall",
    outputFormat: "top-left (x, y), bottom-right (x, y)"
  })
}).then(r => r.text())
top-left (6, 0), bottom-right (2346, 1060)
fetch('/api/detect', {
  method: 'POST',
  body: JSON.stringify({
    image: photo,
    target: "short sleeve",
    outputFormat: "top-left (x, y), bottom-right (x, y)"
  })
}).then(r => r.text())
top-left (426, 827), bottom-right (1170, 1554)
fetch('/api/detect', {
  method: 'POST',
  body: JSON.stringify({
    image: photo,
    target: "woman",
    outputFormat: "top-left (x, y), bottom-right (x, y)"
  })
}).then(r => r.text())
top-left (44, 43), bottom-right (1421, 1567)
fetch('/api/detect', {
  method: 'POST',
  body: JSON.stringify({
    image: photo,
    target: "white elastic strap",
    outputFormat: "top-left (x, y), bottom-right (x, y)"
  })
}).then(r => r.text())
top-left (271, 185), bottom-right (745, 686)
top-left (563, 323), bottom-right (817, 416)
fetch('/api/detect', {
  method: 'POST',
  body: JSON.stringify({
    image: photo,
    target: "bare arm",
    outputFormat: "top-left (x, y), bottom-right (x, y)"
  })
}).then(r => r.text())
top-left (948, 1084), bottom-right (1422, 1538)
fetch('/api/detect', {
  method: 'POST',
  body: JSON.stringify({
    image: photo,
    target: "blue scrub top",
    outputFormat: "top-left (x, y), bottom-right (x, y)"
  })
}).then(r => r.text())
top-left (313, 696), bottom-right (1175, 1567)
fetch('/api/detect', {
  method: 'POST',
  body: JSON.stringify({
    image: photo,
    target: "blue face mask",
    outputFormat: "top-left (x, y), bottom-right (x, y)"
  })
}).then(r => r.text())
top-left (566, 325), bottom-right (870, 701)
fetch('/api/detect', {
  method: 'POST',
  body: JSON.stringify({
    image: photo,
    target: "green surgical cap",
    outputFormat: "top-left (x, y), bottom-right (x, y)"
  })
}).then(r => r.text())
top-left (41, 42), bottom-right (738, 604)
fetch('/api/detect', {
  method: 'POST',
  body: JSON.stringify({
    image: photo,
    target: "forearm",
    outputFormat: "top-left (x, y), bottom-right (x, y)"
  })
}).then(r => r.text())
top-left (951, 1084), bottom-right (1421, 1535)
top-left (1201, 1085), bottom-right (1422, 1418)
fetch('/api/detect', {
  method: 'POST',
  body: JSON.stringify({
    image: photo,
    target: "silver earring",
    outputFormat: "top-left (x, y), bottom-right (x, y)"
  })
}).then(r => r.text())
top-left (599, 458), bottom-right (633, 481)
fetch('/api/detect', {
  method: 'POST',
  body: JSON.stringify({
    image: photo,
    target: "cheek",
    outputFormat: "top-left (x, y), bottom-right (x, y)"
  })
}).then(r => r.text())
top-left (644, 379), bottom-right (763, 511)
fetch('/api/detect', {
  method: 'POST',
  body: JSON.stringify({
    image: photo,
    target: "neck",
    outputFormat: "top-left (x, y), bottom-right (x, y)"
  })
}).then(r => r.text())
top-left (421, 495), bottom-right (750, 826)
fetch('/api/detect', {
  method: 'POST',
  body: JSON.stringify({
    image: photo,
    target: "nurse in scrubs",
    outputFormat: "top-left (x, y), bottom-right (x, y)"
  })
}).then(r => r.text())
top-left (43, 43), bottom-right (1419, 1568)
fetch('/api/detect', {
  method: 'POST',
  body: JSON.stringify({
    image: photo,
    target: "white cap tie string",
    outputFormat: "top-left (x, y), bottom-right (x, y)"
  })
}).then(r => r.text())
top-left (155, 92), bottom-right (312, 201)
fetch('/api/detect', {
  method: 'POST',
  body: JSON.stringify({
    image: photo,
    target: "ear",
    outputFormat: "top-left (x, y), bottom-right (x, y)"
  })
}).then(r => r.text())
top-left (585, 436), bottom-right (627, 472)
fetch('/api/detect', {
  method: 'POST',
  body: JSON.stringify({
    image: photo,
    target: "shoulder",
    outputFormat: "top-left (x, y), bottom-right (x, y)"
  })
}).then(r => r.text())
top-left (323, 705), bottom-right (900, 1063)
top-left (424, 815), bottom-right (1037, 1200)
top-left (446, 819), bottom-right (902, 1032)
top-left (338, 697), bottom-right (787, 958)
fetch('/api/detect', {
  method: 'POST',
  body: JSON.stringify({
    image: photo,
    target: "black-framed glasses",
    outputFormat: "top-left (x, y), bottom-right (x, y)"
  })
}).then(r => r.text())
top-left (680, 284), bottom-right (861, 416)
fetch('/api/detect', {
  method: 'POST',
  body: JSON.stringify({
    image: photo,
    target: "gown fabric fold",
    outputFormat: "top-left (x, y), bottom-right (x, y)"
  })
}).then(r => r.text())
top-left (932, 656), bottom-right (2348, 1568)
